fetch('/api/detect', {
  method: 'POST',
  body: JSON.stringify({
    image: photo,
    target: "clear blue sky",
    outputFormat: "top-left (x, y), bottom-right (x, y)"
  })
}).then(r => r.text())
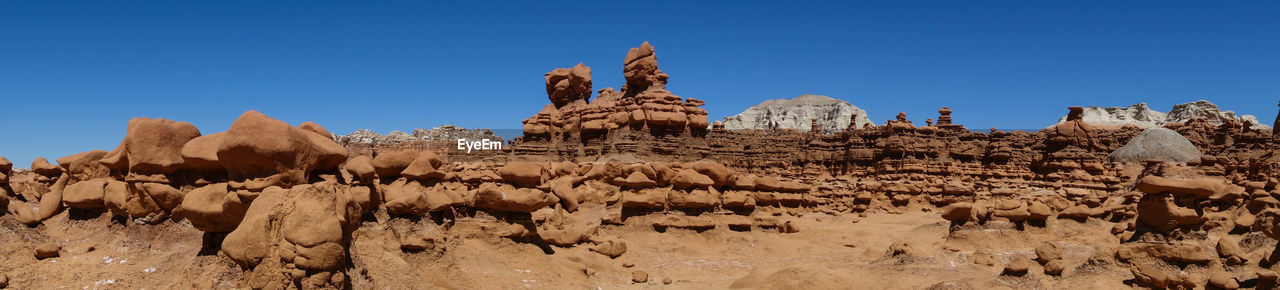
top-left (2, 1), bottom-right (1278, 168)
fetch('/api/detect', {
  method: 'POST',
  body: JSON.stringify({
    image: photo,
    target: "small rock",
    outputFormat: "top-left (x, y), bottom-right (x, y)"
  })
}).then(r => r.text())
top-left (0, 273), bottom-right (8, 288)
top-left (1003, 257), bottom-right (1033, 276)
top-left (1208, 269), bottom-right (1238, 289)
top-left (1034, 242), bottom-right (1063, 265)
top-left (622, 262), bottom-right (634, 268)
top-left (778, 220), bottom-right (799, 233)
top-left (590, 239), bottom-right (627, 258)
top-left (34, 243), bottom-right (61, 259)
top-left (1043, 259), bottom-right (1066, 276)
top-left (1258, 269), bottom-right (1279, 282)
top-left (662, 277), bottom-right (672, 284)
top-left (632, 271), bottom-right (649, 283)
top-left (1133, 264), bottom-right (1172, 288)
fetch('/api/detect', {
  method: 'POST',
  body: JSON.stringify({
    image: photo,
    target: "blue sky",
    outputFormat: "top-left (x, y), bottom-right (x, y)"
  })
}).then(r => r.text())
top-left (2, 1), bottom-right (1277, 167)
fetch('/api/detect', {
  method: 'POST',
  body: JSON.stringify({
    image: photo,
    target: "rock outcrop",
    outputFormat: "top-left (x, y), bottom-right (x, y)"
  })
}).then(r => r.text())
top-left (1054, 100), bottom-right (1270, 130)
top-left (1054, 103), bottom-right (1167, 128)
top-left (720, 94), bottom-right (872, 134)
top-left (520, 41), bottom-right (709, 143)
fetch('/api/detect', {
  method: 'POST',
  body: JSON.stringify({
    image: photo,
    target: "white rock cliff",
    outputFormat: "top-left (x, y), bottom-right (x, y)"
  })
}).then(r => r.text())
top-left (1054, 100), bottom-right (1270, 130)
top-left (720, 95), bottom-right (872, 133)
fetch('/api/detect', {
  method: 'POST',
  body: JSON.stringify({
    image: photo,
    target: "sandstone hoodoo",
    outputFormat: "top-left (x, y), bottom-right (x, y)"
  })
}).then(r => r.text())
top-left (520, 41), bottom-right (709, 144)
top-left (3, 43), bottom-right (1280, 289)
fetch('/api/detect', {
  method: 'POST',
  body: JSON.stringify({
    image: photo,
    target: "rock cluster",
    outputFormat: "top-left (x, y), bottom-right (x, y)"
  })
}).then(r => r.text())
top-left (521, 42), bottom-right (709, 143)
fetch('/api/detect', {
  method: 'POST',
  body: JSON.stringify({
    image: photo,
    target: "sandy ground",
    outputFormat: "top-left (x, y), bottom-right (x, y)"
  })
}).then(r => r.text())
top-left (0, 207), bottom-right (1139, 289)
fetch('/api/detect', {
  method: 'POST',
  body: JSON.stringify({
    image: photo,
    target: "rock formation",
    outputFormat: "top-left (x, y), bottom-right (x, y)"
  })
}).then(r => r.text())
top-left (1055, 100), bottom-right (1271, 130)
top-left (3, 43), bottom-right (1280, 289)
top-left (1109, 127), bottom-right (1201, 163)
top-left (720, 94), bottom-right (872, 134)
top-left (520, 42), bottom-right (709, 144)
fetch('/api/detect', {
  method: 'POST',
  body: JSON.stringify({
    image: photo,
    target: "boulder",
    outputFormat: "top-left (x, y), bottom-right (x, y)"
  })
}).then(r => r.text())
top-left (177, 183), bottom-right (247, 232)
top-left (0, 156), bottom-right (11, 173)
top-left (1136, 176), bottom-right (1241, 199)
top-left (400, 151), bottom-right (446, 181)
top-left (613, 171), bottom-right (657, 188)
top-left (37, 173), bottom-right (69, 220)
top-left (217, 111), bottom-right (347, 189)
top-left (381, 179), bottom-right (465, 214)
top-left (668, 188), bottom-right (720, 208)
top-left (687, 161), bottom-right (733, 187)
top-left (1109, 127), bottom-right (1201, 163)
top-left (31, 157), bottom-right (62, 177)
top-left (940, 202), bottom-right (974, 222)
top-left (669, 169), bottom-right (714, 189)
top-left (104, 181), bottom-right (175, 218)
top-left (537, 206), bottom-right (604, 246)
top-left (103, 117), bottom-right (202, 174)
top-left (474, 183), bottom-right (558, 212)
top-left (56, 150), bottom-right (110, 181)
top-left (372, 150), bottom-right (418, 178)
top-left (497, 162), bottom-right (546, 187)
top-left (181, 132), bottom-right (225, 172)
top-left (222, 181), bottom-right (360, 274)
top-left (343, 155), bottom-right (376, 183)
top-left (62, 178), bottom-right (109, 208)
